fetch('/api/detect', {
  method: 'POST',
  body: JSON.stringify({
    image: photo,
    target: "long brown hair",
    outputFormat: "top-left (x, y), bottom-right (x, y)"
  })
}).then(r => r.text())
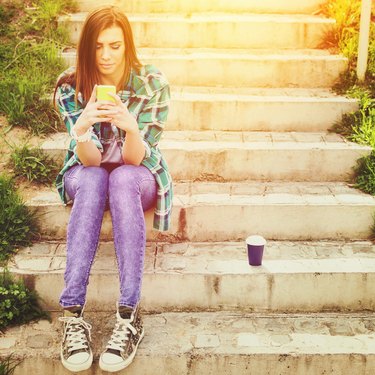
top-left (54, 6), bottom-right (142, 106)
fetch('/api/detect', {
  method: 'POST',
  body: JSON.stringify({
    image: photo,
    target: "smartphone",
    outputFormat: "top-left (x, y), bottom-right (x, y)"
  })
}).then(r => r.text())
top-left (97, 85), bottom-right (116, 102)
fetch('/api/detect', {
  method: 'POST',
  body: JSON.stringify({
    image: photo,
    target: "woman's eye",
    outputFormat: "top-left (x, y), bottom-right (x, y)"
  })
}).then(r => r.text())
top-left (112, 45), bottom-right (120, 50)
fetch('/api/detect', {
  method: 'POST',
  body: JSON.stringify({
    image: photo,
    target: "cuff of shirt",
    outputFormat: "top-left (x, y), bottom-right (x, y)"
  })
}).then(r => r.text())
top-left (142, 140), bottom-right (152, 159)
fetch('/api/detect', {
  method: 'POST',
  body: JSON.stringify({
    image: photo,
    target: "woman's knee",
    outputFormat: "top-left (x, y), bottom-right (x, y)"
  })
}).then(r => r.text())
top-left (76, 166), bottom-right (109, 195)
top-left (109, 165), bottom-right (144, 193)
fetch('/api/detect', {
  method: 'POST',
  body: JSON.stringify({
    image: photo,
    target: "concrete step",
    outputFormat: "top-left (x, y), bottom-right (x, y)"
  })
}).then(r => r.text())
top-left (169, 87), bottom-right (358, 132)
top-left (42, 131), bottom-right (371, 182)
top-left (60, 13), bottom-right (334, 49)
top-left (23, 182), bottom-right (375, 241)
top-left (8, 240), bottom-right (375, 312)
top-left (77, 0), bottom-right (327, 15)
top-left (50, 87), bottom-right (358, 132)
top-left (61, 48), bottom-right (348, 88)
top-left (1, 311), bottom-right (375, 374)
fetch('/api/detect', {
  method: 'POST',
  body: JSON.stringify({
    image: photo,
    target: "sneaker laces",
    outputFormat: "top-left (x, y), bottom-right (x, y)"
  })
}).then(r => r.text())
top-left (59, 316), bottom-right (92, 354)
top-left (105, 318), bottom-right (137, 353)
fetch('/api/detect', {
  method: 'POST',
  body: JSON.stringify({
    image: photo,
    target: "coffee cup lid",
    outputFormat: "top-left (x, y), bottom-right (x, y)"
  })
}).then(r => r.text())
top-left (246, 235), bottom-right (266, 246)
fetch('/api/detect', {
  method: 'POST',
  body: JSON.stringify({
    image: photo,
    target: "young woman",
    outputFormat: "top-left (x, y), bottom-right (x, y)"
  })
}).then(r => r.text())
top-left (54, 6), bottom-right (172, 373)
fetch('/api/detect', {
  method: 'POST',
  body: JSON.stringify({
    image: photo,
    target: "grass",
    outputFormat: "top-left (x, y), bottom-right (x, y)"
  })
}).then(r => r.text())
top-left (0, 0), bottom-right (77, 134)
top-left (320, 0), bottom-right (375, 93)
top-left (8, 144), bottom-right (60, 184)
top-left (0, 174), bottom-right (40, 264)
top-left (331, 89), bottom-right (375, 146)
top-left (0, 355), bottom-right (21, 375)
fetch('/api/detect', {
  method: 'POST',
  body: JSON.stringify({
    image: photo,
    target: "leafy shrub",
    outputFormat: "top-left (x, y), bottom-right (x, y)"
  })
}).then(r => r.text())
top-left (0, 270), bottom-right (49, 331)
top-left (9, 144), bottom-right (60, 184)
top-left (0, 174), bottom-right (39, 263)
top-left (354, 151), bottom-right (375, 195)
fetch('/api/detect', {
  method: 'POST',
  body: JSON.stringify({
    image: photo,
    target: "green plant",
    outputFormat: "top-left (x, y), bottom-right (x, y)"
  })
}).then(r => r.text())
top-left (0, 0), bottom-right (77, 134)
top-left (371, 212), bottom-right (375, 240)
top-left (0, 270), bottom-right (50, 331)
top-left (0, 354), bottom-right (21, 375)
top-left (354, 151), bottom-right (375, 195)
top-left (321, 0), bottom-right (375, 201)
top-left (0, 174), bottom-right (39, 263)
top-left (9, 144), bottom-right (60, 184)
top-left (25, 0), bottom-right (78, 41)
top-left (320, 0), bottom-right (375, 93)
top-left (0, 3), bottom-right (17, 38)
top-left (320, 0), bottom-right (361, 53)
top-left (0, 41), bottom-right (67, 134)
top-left (332, 90), bottom-right (375, 145)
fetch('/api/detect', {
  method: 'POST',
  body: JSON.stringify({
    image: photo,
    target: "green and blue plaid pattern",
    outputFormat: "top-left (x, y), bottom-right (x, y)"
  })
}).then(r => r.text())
top-left (55, 65), bottom-right (173, 231)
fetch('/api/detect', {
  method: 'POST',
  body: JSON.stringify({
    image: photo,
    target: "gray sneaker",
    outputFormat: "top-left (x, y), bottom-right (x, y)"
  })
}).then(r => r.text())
top-left (59, 305), bottom-right (93, 372)
top-left (99, 303), bottom-right (144, 372)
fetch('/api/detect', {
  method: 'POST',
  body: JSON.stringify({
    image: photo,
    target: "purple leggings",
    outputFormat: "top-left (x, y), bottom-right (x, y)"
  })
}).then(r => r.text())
top-left (59, 164), bottom-right (157, 309)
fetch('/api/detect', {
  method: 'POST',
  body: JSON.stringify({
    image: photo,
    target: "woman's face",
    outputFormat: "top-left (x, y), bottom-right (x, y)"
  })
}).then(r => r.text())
top-left (95, 26), bottom-right (126, 79)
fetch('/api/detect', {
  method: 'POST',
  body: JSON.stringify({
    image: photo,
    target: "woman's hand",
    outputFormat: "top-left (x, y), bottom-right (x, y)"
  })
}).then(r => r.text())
top-left (74, 85), bottom-right (119, 135)
top-left (102, 93), bottom-right (139, 134)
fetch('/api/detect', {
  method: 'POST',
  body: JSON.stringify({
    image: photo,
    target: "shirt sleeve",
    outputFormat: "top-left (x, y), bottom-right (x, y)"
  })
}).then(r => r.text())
top-left (137, 83), bottom-right (170, 160)
top-left (55, 84), bottom-right (103, 152)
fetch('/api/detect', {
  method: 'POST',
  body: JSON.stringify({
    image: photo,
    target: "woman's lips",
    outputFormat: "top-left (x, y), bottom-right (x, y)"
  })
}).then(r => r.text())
top-left (100, 64), bottom-right (114, 69)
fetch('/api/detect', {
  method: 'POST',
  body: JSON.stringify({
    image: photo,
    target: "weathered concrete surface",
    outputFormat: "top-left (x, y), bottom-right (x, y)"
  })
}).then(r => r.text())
top-left (62, 49), bottom-right (347, 88)
top-left (42, 131), bottom-right (371, 182)
top-left (6, 241), bottom-right (375, 312)
top-left (61, 13), bottom-right (334, 49)
top-left (77, 0), bottom-right (327, 15)
top-left (168, 87), bottom-right (358, 132)
top-left (24, 182), bottom-right (375, 241)
top-left (1, 312), bottom-right (375, 375)
top-left (48, 88), bottom-right (359, 132)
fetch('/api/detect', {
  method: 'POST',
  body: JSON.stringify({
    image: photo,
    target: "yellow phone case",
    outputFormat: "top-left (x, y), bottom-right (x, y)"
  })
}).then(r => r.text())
top-left (97, 85), bottom-right (116, 102)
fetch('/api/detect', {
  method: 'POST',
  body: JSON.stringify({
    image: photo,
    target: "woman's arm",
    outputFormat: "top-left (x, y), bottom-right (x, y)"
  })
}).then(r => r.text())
top-left (74, 116), bottom-right (102, 166)
top-left (106, 94), bottom-right (146, 165)
top-left (137, 84), bottom-right (170, 160)
top-left (56, 84), bottom-right (118, 167)
top-left (122, 126), bottom-right (146, 166)
top-left (105, 78), bottom-right (170, 166)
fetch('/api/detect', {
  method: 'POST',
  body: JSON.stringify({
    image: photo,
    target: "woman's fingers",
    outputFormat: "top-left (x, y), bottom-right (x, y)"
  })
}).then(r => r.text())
top-left (97, 103), bottom-right (117, 110)
top-left (91, 116), bottom-right (114, 123)
top-left (94, 101), bottom-right (116, 109)
top-left (88, 84), bottom-right (97, 103)
top-left (97, 109), bottom-right (119, 115)
top-left (108, 92), bottom-right (124, 107)
top-left (87, 108), bottom-right (118, 123)
top-left (88, 108), bottom-right (118, 117)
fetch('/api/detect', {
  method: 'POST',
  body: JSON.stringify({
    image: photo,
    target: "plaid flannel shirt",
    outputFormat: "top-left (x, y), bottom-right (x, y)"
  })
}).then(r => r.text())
top-left (55, 64), bottom-right (173, 231)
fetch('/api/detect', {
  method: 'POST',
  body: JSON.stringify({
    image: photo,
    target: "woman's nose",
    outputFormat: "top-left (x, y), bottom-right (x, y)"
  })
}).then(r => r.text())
top-left (101, 47), bottom-right (111, 60)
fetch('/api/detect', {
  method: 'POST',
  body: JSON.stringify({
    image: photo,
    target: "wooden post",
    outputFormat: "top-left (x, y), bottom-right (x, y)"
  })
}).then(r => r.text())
top-left (357, 0), bottom-right (372, 81)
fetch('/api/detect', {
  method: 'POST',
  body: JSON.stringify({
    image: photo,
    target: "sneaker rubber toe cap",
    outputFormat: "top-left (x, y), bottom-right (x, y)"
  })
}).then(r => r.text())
top-left (67, 352), bottom-right (92, 365)
top-left (100, 352), bottom-right (123, 365)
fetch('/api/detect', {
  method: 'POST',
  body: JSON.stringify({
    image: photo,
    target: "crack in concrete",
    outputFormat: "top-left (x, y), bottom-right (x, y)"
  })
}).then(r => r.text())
top-left (153, 242), bottom-right (158, 271)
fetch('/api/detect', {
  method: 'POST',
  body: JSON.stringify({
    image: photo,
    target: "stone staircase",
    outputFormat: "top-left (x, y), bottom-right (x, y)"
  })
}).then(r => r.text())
top-left (2, 0), bottom-right (375, 373)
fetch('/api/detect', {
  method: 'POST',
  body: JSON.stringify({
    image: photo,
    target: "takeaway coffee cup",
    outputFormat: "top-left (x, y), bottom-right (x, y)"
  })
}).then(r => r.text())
top-left (246, 235), bottom-right (266, 266)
